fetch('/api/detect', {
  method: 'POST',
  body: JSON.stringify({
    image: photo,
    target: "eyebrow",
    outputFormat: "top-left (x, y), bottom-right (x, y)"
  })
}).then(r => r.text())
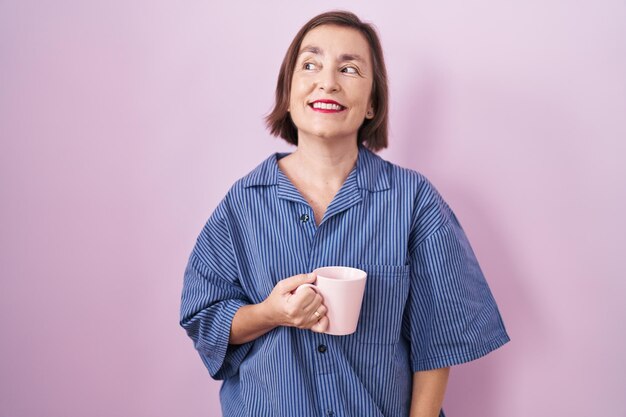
top-left (298, 45), bottom-right (366, 63)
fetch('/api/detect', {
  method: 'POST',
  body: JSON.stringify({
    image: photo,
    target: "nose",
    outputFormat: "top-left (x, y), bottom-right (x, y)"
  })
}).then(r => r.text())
top-left (316, 68), bottom-right (340, 93)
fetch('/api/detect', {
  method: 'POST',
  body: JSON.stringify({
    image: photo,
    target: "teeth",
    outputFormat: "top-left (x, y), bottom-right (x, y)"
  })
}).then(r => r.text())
top-left (312, 102), bottom-right (343, 110)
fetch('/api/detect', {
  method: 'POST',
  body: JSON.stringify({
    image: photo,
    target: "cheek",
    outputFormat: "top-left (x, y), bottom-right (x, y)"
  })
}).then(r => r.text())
top-left (355, 82), bottom-right (373, 106)
top-left (293, 78), bottom-right (310, 94)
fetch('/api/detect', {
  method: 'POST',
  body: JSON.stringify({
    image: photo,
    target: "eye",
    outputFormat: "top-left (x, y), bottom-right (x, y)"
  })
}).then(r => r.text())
top-left (303, 62), bottom-right (317, 70)
top-left (341, 66), bottom-right (359, 75)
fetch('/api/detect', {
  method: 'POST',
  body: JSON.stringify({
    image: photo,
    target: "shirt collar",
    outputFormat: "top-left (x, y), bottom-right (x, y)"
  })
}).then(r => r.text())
top-left (242, 145), bottom-right (390, 192)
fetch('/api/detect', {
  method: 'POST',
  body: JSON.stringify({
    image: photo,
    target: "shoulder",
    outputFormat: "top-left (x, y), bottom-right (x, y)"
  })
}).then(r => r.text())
top-left (367, 150), bottom-right (441, 204)
top-left (234, 153), bottom-right (281, 190)
top-left (370, 151), bottom-right (455, 242)
top-left (196, 153), bottom-right (278, 243)
top-left (209, 153), bottom-right (281, 215)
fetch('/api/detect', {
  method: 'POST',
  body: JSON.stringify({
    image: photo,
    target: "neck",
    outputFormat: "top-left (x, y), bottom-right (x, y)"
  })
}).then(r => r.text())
top-left (289, 136), bottom-right (359, 186)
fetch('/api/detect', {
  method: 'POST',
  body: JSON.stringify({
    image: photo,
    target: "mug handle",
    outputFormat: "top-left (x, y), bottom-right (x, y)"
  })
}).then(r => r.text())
top-left (293, 283), bottom-right (319, 295)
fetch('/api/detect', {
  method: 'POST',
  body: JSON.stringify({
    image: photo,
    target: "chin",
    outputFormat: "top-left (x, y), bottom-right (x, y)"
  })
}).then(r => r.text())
top-left (308, 126), bottom-right (355, 142)
top-left (314, 131), bottom-right (353, 142)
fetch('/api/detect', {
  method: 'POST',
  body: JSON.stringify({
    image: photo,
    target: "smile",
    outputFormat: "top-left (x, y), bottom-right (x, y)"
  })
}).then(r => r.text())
top-left (308, 100), bottom-right (346, 113)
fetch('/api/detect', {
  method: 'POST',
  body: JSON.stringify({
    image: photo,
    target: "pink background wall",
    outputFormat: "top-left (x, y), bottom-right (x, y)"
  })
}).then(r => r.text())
top-left (1, 1), bottom-right (625, 416)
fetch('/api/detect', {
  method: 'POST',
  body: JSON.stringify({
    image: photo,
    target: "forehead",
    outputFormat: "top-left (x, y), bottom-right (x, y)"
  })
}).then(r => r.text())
top-left (298, 25), bottom-right (371, 64)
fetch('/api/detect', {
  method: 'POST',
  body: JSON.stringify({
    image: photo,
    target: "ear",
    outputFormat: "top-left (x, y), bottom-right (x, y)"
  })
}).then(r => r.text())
top-left (365, 97), bottom-right (374, 119)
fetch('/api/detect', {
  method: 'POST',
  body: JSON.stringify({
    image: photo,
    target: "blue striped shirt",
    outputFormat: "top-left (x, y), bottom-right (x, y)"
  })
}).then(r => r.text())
top-left (180, 146), bottom-right (510, 417)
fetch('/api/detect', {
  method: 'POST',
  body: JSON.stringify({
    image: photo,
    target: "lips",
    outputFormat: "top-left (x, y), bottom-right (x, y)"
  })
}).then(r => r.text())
top-left (308, 99), bottom-right (346, 113)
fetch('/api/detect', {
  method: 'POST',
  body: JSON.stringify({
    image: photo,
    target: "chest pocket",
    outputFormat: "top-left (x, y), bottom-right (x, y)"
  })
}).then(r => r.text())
top-left (355, 264), bottom-right (410, 344)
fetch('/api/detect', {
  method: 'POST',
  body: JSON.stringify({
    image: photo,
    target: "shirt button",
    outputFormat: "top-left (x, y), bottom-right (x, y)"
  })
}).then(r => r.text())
top-left (300, 213), bottom-right (310, 223)
top-left (327, 411), bottom-right (335, 417)
top-left (317, 344), bottom-right (327, 353)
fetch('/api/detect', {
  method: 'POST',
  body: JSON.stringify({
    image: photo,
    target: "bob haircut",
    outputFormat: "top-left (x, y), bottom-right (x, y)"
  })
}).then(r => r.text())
top-left (265, 10), bottom-right (389, 152)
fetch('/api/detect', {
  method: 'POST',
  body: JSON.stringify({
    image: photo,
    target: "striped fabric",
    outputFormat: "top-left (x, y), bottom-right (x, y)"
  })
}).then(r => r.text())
top-left (180, 146), bottom-right (510, 417)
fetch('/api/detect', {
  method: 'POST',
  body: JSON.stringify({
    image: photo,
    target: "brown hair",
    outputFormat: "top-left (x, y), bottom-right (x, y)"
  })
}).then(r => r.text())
top-left (265, 10), bottom-right (389, 152)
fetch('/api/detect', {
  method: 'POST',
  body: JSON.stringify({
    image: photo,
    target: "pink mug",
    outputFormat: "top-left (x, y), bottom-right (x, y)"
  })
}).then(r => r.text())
top-left (296, 266), bottom-right (367, 336)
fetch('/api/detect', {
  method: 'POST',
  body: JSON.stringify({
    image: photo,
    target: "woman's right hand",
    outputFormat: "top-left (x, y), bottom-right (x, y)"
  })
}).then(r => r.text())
top-left (261, 273), bottom-right (329, 333)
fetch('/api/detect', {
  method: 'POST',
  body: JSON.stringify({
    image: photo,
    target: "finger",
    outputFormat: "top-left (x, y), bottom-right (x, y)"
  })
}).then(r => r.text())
top-left (314, 303), bottom-right (327, 317)
top-left (301, 293), bottom-right (324, 312)
top-left (307, 303), bottom-right (327, 326)
top-left (288, 286), bottom-right (318, 306)
top-left (278, 273), bottom-right (315, 295)
top-left (311, 316), bottom-right (329, 333)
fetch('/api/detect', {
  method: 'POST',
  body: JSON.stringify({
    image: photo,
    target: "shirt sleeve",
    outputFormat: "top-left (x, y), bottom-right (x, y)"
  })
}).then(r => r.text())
top-left (402, 181), bottom-right (510, 372)
top-left (179, 198), bottom-right (253, 380)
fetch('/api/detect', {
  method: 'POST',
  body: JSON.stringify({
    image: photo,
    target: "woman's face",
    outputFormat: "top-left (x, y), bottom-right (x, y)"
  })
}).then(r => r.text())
top-left (289, 24), bottom-right (374, 145)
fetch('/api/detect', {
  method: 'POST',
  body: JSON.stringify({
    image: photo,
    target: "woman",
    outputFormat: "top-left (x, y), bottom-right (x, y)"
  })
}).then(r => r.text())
top-left (180, 10), bottom-right (510, 417)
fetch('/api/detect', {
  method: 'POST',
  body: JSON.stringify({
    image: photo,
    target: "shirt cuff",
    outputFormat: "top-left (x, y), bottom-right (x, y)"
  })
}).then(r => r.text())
top-left (411, 332), bottom-right (511, 372)
top-left (202, 298), bottom-right (250, 379)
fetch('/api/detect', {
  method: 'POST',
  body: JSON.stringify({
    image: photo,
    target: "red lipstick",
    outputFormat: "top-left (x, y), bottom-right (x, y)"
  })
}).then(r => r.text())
top-left (309, 99), bottom-right (346, 113)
